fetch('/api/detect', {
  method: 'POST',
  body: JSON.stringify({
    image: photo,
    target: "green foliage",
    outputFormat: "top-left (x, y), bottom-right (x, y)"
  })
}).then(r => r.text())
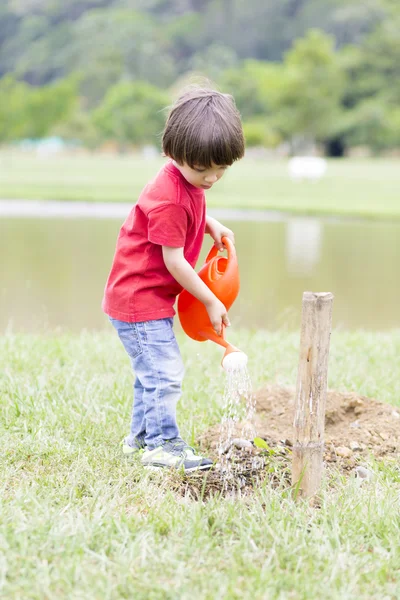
top-left (0, 75), bottom-right (77, 143)
top-left (338, 10), bottom-right (400, 150)
top-left (69, 9), bottom-right (177, 106)
top-left (0, 0), bottom-right (399, 151)
top-left (25, 77), bottom-right (78, 138)
top-left (0, 76), bottom-right (29, 142)
top-left (220, 60), bottom-right (284, 120)
top-left (92, 80), bottom-right (170, 148)
top-left (188, 43), bottom-right (238, 82)
top-left (253, 437), bottom-right (276, 454)
top-left (242, 118), bottom-right (281, 148)
top-left (272, 29), bottom-right (346, 144)
top-left (0, 0), bottom-right (390, 89)
top-left (53, 109), bottom-right (101, 149)
top-left (336, 101), bottom-right (400, 152)
top-left (164, 11), bottom-right (205, 69)
top-left (1, 14), bottom-right (74, 85)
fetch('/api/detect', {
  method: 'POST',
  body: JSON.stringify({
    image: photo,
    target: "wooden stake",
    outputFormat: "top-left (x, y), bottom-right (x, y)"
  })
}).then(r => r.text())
top-left (292, 291), bottom-right (334, 500)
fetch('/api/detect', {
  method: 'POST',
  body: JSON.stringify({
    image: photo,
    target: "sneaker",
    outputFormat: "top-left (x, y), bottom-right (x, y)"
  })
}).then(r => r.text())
top-left (141, 438), bottom-right (213, 473)
top-left (121, 435), bottom-right (146, 456)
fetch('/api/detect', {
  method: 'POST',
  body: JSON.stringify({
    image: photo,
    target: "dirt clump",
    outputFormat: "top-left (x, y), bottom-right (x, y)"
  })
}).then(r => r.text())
top-left (254, 385), bottom-right (400, 461)
top-left (178, 385), bottom-right (400, 499)
top-left (169, 449), bottom-right (291, 501)
top-left (201, 385), bottom-right (400, 463)
top-left (169, 385), bottom-right (400, 500)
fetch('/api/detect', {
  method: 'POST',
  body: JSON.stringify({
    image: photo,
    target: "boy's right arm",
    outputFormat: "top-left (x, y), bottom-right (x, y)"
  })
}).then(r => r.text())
top-left (162, 246), bottom-right (230, 335)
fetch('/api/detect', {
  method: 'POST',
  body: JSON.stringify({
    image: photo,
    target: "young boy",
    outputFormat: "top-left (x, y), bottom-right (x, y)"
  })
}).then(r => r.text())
top-left (103, 86), bottom-right (245, 472)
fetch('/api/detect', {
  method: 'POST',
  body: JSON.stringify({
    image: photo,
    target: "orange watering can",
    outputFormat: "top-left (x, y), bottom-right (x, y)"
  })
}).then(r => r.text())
top-left (177, 236), bottom-right (248, 370)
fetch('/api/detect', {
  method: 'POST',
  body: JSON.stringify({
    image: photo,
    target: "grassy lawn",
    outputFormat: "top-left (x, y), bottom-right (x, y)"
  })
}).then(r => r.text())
top-left (1, 151), bottom-right (400, 219)
top-left (2, 328), bottom-right (400, 599)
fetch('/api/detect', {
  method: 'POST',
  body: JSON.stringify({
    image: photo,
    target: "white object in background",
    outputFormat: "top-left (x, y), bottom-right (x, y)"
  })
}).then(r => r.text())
top-left (36, 136), bottom-right (65, 157)
top-left (288, 156), bottom-right (327, 182)
top-left (141, 145), bottom-right (159, 159)
top-left (285, 218), bottom-right (323, 276)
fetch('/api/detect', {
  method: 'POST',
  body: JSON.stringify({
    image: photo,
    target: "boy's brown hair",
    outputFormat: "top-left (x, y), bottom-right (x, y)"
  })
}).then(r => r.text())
top-left (162, 86), bottom-right (245, 168)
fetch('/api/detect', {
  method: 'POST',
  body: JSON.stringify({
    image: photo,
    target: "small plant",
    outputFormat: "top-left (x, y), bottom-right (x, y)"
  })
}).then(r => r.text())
top-left (253, 437), bottom-right (276, 455)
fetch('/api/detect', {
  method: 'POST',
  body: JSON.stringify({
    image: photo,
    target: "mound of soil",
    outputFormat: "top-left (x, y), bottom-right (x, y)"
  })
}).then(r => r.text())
top-left (176, 385), bottom-right (400, 499)
top-left (201, 385), bottom-right (400, 464)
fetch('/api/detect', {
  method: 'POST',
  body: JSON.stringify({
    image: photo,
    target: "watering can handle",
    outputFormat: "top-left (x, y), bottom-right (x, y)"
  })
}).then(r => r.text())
top-left (205, 236), bottom-right (236, 263)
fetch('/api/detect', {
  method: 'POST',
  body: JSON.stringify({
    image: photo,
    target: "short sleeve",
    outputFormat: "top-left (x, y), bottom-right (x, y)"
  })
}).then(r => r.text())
top-left (147, 204), bottom-right (189, 247)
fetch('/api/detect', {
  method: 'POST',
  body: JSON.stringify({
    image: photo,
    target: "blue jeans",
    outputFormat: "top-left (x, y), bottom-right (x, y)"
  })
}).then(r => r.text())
top-left (110, 317), bottom-right (185, 450)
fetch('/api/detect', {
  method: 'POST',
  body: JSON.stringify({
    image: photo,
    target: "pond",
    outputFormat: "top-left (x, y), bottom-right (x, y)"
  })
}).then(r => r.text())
top-left (1, 205), bottom-right (400, 332)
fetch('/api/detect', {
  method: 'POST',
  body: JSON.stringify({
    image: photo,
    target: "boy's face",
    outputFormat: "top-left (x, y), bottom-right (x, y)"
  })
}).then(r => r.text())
top-left (174, 161), bottom-right (228, 190)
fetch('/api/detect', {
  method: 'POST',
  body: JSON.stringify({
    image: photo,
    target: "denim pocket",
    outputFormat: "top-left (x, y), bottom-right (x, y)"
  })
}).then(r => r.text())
top-left (110, 318), bottom-right (143, 358)
top-left (143, 318), bottom-right (175, 343)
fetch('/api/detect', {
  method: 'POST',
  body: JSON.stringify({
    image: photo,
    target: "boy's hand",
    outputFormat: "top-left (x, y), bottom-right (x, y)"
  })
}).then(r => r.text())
top-left (162, 247), bottom-right (230, 335)
top-left (205, 215), bottom-right (235, 251)
top-left (204, 297), bottom-right (230, 336)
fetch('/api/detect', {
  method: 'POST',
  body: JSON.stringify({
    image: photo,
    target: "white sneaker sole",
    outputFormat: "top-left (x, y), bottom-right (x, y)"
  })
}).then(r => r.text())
top-left (143, 463), bottom-right (213, 473)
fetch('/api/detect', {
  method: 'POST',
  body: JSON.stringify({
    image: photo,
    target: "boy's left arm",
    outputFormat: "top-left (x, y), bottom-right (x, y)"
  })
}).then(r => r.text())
top-left (205, 215), bottom-right (235, 250)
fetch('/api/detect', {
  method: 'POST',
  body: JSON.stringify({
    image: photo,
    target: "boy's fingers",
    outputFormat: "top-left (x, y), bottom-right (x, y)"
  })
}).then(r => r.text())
top-left (222, 314), bottom-right (230, 327)
top-left (219, 233), bottom-right (234, 248)
top-left (214, 318), bottom-right (230, 335)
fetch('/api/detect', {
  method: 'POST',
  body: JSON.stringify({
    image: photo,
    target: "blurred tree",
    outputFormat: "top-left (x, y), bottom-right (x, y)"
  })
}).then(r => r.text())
top-left (163, 12), bottom-right (204, 70)
top-left (0, 74), bottom-right (76, 142)
top-left (336, 8), bottom-right (400, 150)
top-left (92, 80), bottom-right (170, 149)
top-left (296, 0), bottom-right (384, 46)
top-left (219, 60), bottom-right (283, 120)
top-left (54, 108), bottom-right (101, 149)
top-left (10, 0), bottom-right (111, 19)
top-left (242, 118), bottom-right (282, 148)
top-left (341, 20), bottom-right (400, 108)
top-left (271, 30), bottom-right (345, 150)
top-left (24, 77), bottom-right (78, 138)
top-left (188, 43), bottom-right (238, 81)
top-left (0, 12), bottom-right (74, 85)
top-left (1, 0), bottom-right (399, 152)
top-left (0, 5), bottom-right (20, 77)
top-left (0, 76), bottom-right (30, 142)
top-left (69, 9), bottom-right (177, 105)
top-left (0, 0), bottom-right (386, 90)
top-left (334, 100), bottom-right (400, 151)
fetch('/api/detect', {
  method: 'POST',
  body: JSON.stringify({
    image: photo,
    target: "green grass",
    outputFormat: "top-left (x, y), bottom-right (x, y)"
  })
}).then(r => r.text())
top-left (2, 328), bottom-right (400, 599)
top-left (1, 152), bottom-right (400, 219)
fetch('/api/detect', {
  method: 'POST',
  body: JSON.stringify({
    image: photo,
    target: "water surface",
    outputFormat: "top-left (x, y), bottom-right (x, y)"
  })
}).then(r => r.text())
top-left (1, 208), bottom-right (399, 332)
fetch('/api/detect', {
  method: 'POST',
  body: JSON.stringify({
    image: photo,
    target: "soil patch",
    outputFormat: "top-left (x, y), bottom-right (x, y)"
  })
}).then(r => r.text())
top-left (177, 385), bottom-right (400, 500)
top-left (201, 385), bottom-right (400, 461)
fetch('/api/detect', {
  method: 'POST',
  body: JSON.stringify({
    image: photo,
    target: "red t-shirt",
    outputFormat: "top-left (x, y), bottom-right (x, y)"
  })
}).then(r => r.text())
top-left (102, 161), bottom-right (206, 322)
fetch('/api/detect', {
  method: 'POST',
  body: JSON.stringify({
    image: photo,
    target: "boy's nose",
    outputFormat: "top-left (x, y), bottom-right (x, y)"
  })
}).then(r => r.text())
top-left (205, 174), bottom-right (218, 183)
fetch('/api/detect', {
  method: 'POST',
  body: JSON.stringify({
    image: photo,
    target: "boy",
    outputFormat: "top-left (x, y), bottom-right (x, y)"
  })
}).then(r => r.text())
top-left (103, 86), bottom-right (245, 472)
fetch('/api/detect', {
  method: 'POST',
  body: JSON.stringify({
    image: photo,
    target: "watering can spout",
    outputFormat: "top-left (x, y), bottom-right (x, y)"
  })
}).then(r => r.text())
top-left (221, 347), bottom-right (248, 371)
top-left (198, 327), bottom-right (248, 370)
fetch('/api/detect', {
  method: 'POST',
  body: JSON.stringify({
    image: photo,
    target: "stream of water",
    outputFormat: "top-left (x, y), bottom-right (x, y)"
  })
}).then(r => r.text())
top-left (217, 365), bottom-right (257, 483)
